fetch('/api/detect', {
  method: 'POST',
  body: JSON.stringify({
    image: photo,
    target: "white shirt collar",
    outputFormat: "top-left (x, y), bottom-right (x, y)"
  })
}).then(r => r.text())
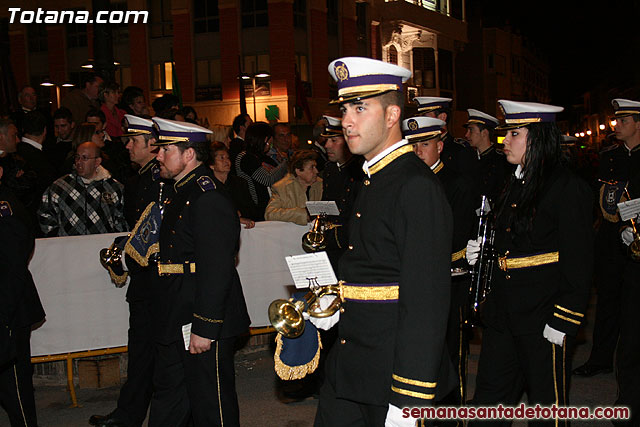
top-left (515, 164), bottom-right (524, 179)
top-left (21, 136), bottom-right (42, 151)
top-left (430, 159), bottom-right (442, 171)
top-left (362, 139), bottom-right (408, 177)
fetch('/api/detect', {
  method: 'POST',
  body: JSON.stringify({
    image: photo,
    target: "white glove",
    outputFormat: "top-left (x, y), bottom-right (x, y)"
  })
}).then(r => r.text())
top-left (466, 237), bottom-right (482, 266)
top-left (543, 324), bottom-right (565, 346)
top-left (308, 295), bottom-right (340, 330)
top-left (385, 403), bottom-right (416, 427)
top-left (621, 226), bottom-right (634, 246)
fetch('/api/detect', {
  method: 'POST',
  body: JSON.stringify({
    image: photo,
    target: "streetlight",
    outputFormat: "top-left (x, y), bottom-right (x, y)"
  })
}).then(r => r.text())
top-left (241, 71), bottom-right (270, 121)
top-left (586, 130), bottom-right (592, 136)
top-left (40, 78), bottom-right (74, 108)
top-left (599, 124), bottom-right (606, 131)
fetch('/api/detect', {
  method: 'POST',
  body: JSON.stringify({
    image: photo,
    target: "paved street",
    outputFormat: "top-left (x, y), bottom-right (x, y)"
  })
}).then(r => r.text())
top-left (0, 293), bottom-right (620, 426)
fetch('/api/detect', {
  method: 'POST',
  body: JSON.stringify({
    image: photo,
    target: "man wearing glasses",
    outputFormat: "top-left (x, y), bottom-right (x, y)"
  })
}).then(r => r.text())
top-left (38, 141), bottom-right (128, 236)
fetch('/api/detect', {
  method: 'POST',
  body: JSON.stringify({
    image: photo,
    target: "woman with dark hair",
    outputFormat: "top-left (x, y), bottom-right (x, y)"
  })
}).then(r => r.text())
top-left (466, 100), bottom-right (593, 425)
top-left (99, 82), bottom-right (126, 137)
top-left (209, 141), bottom-right (257, 227)
top-left (234, 122), bottom-right (288, 220)
top-left (265, 150), bottom-right (322, 225)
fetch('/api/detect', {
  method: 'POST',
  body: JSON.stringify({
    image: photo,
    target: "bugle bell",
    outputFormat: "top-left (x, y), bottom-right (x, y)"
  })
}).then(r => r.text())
top-left (99, 236), bottom-right (129, 287)
top-left (302, 214), bottom-right (338, 253)
top-left (268, 284), bottom-right (341, 339)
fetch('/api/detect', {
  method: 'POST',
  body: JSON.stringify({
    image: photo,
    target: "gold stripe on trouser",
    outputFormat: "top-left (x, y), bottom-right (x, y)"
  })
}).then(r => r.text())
top-left (552, 344), bottom-right (558, 427)
top-left (216, 341), bottom-right (224, 427)
top-left (551, 342), bottom-right (569, 427)
top-left (13, 364), bottom-right (28, 427)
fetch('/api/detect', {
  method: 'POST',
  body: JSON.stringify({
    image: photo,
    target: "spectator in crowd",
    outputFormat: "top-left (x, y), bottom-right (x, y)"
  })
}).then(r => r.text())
top-left (265, 150), bottom-right (322, 225)
top-left (229, 113), bottom-right (252, 166)
top-left (235, 122), bottom-right (287, 221)
top-left (86, 109), bottom-right (109, 141)
top-left (62, 72), bottom-right (104, 124)
top-left (209, 124), bottom-right (233, 148)
top-left (0, 163), bottom-right (46, 427)
top-left (10, 85), bottom-right (42, 135)
top-left (16, 111), bottom-right (57, 232)
top-left (157, 108), bottom-right (185, 122)
top-left (120, 86), bottom-right (150, 117)
top-left (309, 117), bottom-right (329, 172)
top-left (268, 122), bottom-right (294, 165)
top-left (99, 82), bottom-right (126, 138)
top-left (60, 122), bottom-right (105, 175)
top-left (151, 93), bottom-right (179, 116)
top-left (209, 141), bottom-right (257, 227)
top-left (44, 107), bottom-right (75, 175)
top-left (38, 141), bottom-right (128, 236)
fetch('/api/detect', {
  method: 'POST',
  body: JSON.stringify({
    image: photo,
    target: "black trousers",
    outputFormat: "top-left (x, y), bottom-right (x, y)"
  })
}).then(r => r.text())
top-left (148, 337), bottom-right (239, 427)
top-left (112, 299), bottom-right (154, 426)
top-left (470, 326), bottom-right (572, 426)
top-left (0, 326), bottom-right (38, 427)
top-left (588, 229), bottom-right (626, 368)
top-left (615, 261), bottom-right (640, 425)
top-left (314, 345), bottom-right (387, 427)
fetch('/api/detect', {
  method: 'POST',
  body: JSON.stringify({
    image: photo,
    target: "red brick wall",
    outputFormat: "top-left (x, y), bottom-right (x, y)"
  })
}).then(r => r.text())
top-left (371, 23), bottom-right (381, 60)
top-left (128, 22), bottom-right (151, 98)
top-left (172, 11), bottom-right (194, 103)
top-left (219, 7), bottom-right (241, 101)
top-left (341, 16), bottom-right (357, 57)
top-left (310, 8), bottom-right (329, 100)
top-left (268, 1), bottom-right (295, 98)
top-left (9, 31), bottom-right (28, 89)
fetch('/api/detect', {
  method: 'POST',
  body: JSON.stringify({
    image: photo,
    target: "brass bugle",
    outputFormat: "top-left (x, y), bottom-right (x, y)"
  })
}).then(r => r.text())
top-left (302, 215), bottom-right (327, 252)
top-left (268, 284), bottom-right (341, 339)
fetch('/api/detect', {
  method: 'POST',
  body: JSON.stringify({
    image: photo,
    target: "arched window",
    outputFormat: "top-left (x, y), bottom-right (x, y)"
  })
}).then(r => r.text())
top-left (388, 45), bottom-right (398, 65)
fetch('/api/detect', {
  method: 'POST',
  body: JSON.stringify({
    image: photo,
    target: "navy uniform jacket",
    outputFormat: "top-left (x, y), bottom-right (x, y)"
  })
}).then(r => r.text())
top-left (596, 143), bottom-right (640, 256)
top-left (152, 164), bottom-right (250, 344)
top-left (335, 143), bottom-right (455, 408)
top-left (484, 165), bottom-right (593, 337)
top-left (0, 184), bottom-right (45, 356)
top-left (473, 144), bottom-right (512, 205)
top-left (321, 155), bottom-right (364, 266)
top-left (123, 158), bottom-right (171, 301)
top-left (432, 161), bottom-right (477, 269)
top-left (440, 132), bottom-right (477, 176)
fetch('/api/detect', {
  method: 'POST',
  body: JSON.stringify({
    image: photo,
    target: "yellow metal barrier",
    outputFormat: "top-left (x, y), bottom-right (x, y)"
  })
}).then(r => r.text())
top-left (30, 327), bottom-right (275, 408)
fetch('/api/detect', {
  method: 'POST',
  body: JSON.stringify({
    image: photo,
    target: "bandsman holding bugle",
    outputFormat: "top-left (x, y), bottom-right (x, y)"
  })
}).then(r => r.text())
top-left (466, 100), bottom-right (593, 425)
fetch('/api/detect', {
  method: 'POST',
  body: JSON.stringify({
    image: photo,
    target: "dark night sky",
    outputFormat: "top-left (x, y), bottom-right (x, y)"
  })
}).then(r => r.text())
top-left (470, 0), bottom-right (640, 106)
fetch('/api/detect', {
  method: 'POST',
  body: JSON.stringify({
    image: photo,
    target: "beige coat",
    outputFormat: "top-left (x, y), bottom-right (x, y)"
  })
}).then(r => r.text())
top-left (265, 174), bottom-right (323, 225)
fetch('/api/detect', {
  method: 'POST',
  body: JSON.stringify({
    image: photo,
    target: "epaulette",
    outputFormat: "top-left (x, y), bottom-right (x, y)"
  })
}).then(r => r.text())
top-left (599, 143), bottom-right (620, 155)
top-left (0, 200), bottom-right (13, 218)
top-left (454, 137), bottom-right (471, 148)
top-left (197, 176), bottom-right (216, 192)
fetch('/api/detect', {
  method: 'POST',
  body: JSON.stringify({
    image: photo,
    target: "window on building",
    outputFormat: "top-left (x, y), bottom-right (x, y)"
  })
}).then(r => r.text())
top-left (195, 58), bottom-right (222, 100)
top-left (327, 0), bottom-right (339, 36)
top-left (293, 0), bottom-right (306, 29)
top-left (150, 0), bottom-right (173, 38)
top-left (450, 0), bottom-right (463, 19)
top-left (66, 12), bottom-right (87, 48)
top-left (487, 53), bottom-right (495, 72)
top-left (114, 66), bottom-right (132, 89)
top-left (438, 48), bottom-right (453, 91)
top-left (495, 54), bottom-right (506, 76)
top-left (28, 24), bottom-right (48, 53)
top-left (295, 54), bottom-right (309, 81)
top-left (194, 0), bottom-right (219, 33)
top-left (152, 62), bottom-right (174, 90)
top-left (388, 45), bottom-right (398, 64)
top-left (356, 2), bottom-right (367, 41)
top-left (241, 0), bottom-right (268, 28)
top-left (412, 47), bottom-right (435, 89)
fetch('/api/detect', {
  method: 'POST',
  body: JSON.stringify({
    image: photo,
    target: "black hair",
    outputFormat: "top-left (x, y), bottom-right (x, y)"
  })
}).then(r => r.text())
top-left (53, 107), bottom-right (73, 123)
top-left (496, 122), bottom-right (562, 235)
top-left (289, 150), bottom-right (317, 176)
top-left (22, 111), bottom-right (47, 136)
top-left (81, 72), bottom-right (102, 88)
top-left (232, 113), bottom-right (251, 134)
top-left (122, 86), bottom-right (144, 107)
top-left (245, 122), bottom-right (274, 155)
top-left (85, 109), bottom-right (106, 125)
top-left (175, 141), bottom-right (209, 163)
top-left (379, 90), bottom-right (405, 122)
top-left (152, 94), bottom-right (180, 115)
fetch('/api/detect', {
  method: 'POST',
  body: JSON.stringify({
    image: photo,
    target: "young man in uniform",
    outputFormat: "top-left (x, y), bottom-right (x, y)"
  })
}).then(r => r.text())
top-left (148, 118), bottom-right (250, 427)
top-left (311, 57), bottom-right (455, 427)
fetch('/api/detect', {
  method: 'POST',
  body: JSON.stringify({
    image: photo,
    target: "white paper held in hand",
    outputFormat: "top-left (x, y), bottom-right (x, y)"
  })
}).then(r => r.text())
top-left (618, 198), bottom-right (640, 222)
top-left (306, 201), bottom-right (340, 217)
top-left (182, 323), bottom-right (192, 350)
top-left (285, 251), bottom-right (338, 289)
